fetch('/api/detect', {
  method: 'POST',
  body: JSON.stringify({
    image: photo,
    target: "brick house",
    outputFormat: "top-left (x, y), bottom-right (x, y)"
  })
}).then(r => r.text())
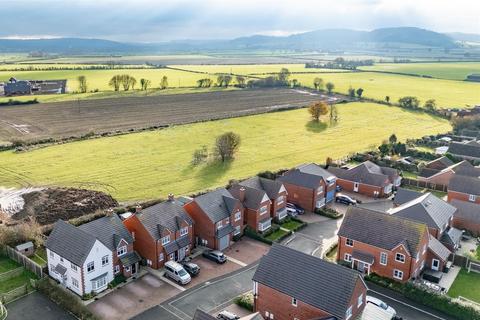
top-left (237, 176), bottom-right (288, 222)
top-left (277, 163), bottom-right (337, 212)
top-left (447, 140), bottom-right (480, 161)
top-left (338, 207), bottom-right (430, 282)
top-left (229, 185), bottom-right (272, 233)
top-left (328, 161), bottom-right (401, 198)
top-left (418, 159), bottom-right (480, 186)
top-left (451, 199), bottom-right (480, 236)
top-left (122, 196), bottom-right (194, 269)
top-left (253, 244), bottom-right (367, 320)
top-left (184, 188), bottom-right (244, 251)
top-left (448, 175), bottom-right (480, 204)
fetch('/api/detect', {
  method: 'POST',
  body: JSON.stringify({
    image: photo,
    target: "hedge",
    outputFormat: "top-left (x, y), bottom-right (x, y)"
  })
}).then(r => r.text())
top-left (315, 207), bottom-right (343, 219)
top-left (234, 292), bottom-right (254, 311)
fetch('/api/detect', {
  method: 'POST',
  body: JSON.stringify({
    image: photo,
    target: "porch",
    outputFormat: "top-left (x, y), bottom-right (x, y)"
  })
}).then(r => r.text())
top-left (350, 250), bottom-right (374, 275)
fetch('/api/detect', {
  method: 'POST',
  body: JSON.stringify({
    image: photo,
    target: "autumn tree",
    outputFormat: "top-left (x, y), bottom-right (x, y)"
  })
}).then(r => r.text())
top-left (109, 75), bottom-right (122, 91)
top-left (215, 132), bottom-right (241, 162)
top-left (160, 76), bottom-right (168, 89)
top-left (308, 101), bottom-right (329, 121)
top-left (313, 77), bottom-right (324, 91)
top-left (326, 82), bottom-right (335, 94)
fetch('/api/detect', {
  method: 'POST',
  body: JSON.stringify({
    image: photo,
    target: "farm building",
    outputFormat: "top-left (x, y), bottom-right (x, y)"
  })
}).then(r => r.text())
top-left (3, 77), bottom-right (67, 96)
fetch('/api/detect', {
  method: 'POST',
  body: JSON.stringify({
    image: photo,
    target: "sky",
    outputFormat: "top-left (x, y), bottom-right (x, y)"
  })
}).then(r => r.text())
top-left (0, 0), bottom-right (479, 42)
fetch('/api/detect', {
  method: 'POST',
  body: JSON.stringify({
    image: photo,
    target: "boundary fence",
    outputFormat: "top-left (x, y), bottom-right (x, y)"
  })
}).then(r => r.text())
top-left (3, 246), bottom-right (45, 279)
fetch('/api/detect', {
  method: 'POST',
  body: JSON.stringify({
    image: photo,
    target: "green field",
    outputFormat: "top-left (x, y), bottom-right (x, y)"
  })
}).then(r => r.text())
top-left (0, 102), bottom-right (450, 202)
top-left (360, 62), bottom-right (480, 81)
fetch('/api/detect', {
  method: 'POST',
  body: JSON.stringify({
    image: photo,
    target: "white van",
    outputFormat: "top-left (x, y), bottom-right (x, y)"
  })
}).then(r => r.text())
top-left (164, 261), bottom-right (191, 285)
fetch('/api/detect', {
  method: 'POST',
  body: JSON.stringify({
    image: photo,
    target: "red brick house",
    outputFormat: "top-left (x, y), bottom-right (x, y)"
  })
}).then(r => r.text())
top-left (184, 188), bottom-right (244, 251)
top-left (418, 159), bottom-right (480, 186)
top-left (277, 163), bottom-right (337, 212)
top-left (338, 207), bottom-right (431, 282)
top-left (229, 185), bottom-right (272, 233)
top-left (237, 176), bottom-right (288, 222)
top-left (448, 175), bottom-right (480, 204)
top-left (451, 199), bottom-right (480, 236)
top-left (253, 244), bottom-right (367, 320)
top-left (328, 161), bottom-right (401, 198)
top-left (122, 196), bottom-right (194, 269)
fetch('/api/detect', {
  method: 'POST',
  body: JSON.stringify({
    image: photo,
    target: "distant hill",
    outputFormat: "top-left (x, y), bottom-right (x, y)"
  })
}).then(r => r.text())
top-left (447, 32), bottom-right (480, 43)
top-left (0, 27), bottom-right (459, 55)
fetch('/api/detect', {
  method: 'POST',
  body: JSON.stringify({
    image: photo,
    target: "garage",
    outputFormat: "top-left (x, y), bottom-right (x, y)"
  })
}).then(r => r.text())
top-left (326, 190), bottom-right (335, 203)
top-left (218, 235), bottom-right (230, 251)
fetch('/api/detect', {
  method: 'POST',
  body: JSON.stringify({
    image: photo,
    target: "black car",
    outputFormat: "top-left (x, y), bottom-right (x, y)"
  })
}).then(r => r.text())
top-left (202, 249), bottom-right (227, 264)
top-left (286, 202), bottom-right (305, 215)
top-left (181, 261), bottom-right (200, 276)
top-left (335, 194), bottom-right (357, 206)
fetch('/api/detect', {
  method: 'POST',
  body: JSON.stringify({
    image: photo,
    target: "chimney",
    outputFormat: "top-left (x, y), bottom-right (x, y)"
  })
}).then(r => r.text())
top-left (238, 187), bottom-right (246, 202)
top-left (135, 204), bottom-right (142, 213)
top-left (168, 193), bottom-right (175, 202)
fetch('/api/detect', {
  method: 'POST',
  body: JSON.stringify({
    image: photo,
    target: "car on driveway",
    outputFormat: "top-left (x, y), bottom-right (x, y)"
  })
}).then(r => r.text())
top-left (203, 249), bottom-right (227, 264)
top-left (335, 194), bottom-right (358, 206)
top-left (164, 261), bottom-right (191, 285)
top-left (366, 296), bottom-right (397, 318)
top-left (181, 260), bottom-right (200, 277)
top-left (286, 202), bottom-right (305, 215)
top-left (217, 310), bottom-right (240, 320)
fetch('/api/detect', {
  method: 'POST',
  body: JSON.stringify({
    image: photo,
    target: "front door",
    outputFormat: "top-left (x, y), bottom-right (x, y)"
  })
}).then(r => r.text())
top-left (432, 259), bottom-right (440, 271)
top-left (131, 263), bottom-right (137, 274)
top-left (178, 247), bottom-right (186, 261)
top-left (353, 182), bottom-right (359, 192)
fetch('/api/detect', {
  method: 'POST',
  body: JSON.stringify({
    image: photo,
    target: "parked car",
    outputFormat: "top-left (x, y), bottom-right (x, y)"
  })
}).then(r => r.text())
top-left (203, 249), bottom-right (227, 264)
top-left (366, 296), bottom-right (397, 318)
top-left (335, 194), bottom-right (357, 206)
top-left (286, 206), bottom-right (298, 217)
top-left (164, 261), bottom-right (191, 285)
top-left (217, 310), bottom-right (240, 320)
top-left (181, 260), bottom-right (200, 277)
top-left (286, 202), bottom-right (305, 215)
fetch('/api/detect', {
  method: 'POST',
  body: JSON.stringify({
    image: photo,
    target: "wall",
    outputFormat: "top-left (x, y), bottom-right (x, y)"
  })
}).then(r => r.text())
top-left (123, 215), bottom-right (159, 268)
top-left (448, 191), bottom-right (480, 204)
top-left (453, 216), bottom-right (480, 237)
top-left (82, 240), bottom-right (114, 294)
top-left (282, 182), bottom-right (315, 212)
top-left (46, 248), bottom-right (84, 296)
top-left (336, 179), bottom-right (386, 197)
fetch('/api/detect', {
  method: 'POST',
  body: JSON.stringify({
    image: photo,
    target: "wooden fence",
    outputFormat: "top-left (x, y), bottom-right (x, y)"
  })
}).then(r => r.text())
top-left (0, 267), bottom-right (24, 282)
top-left (0, 283), bottom-right (29, 304)
top-left (402, 178), bottom-right (448, 192)
top-left (3, 246), bottom-right (45, 279)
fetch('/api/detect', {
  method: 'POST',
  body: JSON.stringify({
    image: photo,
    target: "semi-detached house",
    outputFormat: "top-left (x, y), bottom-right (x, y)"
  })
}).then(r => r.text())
top-left (448, 175), bottom-right (480, 204)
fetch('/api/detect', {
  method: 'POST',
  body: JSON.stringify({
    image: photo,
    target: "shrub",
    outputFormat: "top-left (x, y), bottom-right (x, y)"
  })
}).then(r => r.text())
top-left (234, 292), bottom-right (254, 311)
top-left (315, 207), bottom-right (343, 219)
top-left (244, 226), bottom-right (273, 245)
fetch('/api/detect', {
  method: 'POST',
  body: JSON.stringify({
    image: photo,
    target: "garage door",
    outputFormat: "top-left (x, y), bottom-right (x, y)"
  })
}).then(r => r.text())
top-left (326, 190), bottom-right (335, 203)
top-left (218, 235), bottom-right (230, 251)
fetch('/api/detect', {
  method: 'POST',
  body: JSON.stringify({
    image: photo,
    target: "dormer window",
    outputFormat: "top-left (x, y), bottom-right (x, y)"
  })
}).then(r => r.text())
top-left (117, 245), bottom-right (127, 257)
top-left (161, 235), bottom-right (170, 246)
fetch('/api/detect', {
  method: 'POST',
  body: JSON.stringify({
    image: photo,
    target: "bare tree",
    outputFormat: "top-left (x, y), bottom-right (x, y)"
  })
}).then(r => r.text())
top-left (278, 68), bottom-right (291, 83)
top-left (308, 101), bottom-right (329, 121)
top-left (109, 75), bottom-right (122, 91)
top-left (77, 75), bottom-right (88, 93)
top-left (236, 76), bottom-right (246, 88)
top-left (160, 76), bottom-right (168, 89)
top-left (140, 78), bottom-right (151, 91)
top-left (215, 132), bottom-right (241, 162)
top-left (313, 77), bottom-right (324, 91)
top-left (326, 82), bottom-right (335, 94)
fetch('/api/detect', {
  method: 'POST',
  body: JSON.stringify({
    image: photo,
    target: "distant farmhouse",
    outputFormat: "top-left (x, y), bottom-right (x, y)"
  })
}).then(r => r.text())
top-left (3, 77), bottom-right (67, 96)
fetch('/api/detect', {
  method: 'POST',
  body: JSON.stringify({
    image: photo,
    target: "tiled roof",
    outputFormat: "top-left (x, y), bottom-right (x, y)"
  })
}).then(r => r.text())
top-left (449, 175), bottom-right (480, 196)
top-left (352, 250), bottom-right (375, 264)
top-left (239, 176), bottom-right (284, 199)
top-left (297, 163), bottom-right (336, 180)
top-left (338, 207), bottom-right (427, 256)
top-left (426, 157), bottom-right (454, 170)
top-left (328, 161), bottom-right (397, 187)
top-left (393, 188), bottom-right (423, 206)
top-left (277, 169), bottom-right (323, 189)
top-left (119, 252), bottom-right (141, 266)
top-left (194, 188), bottom-right (240, 223)
top-left (440, 227), bottom-right (463, 247)
top-left (428, 235), bottom-right (451, 261)
top-left (448, 141), bottom-right (480, 159)
top-left (230, 184), bottom-right (269, 209)
top-left (216, 224), bottom-right (235, 238)
top-left (451, 199), bottom-right (480, 223)
top-left (388, 193), bottom-right (456, 231)
top-left (253, 244), bottom-right (365, 320)
top-left (79, 214), bottom-right (133, 251)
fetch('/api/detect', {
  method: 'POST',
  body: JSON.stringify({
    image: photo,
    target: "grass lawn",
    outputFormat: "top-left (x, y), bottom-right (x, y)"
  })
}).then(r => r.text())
top-left (359, 62), bottom-right (480, 81)
top-left (280, 220), bottom-right (303, 231)
top-left (325, 244), bottom-right (338, 262)
top-left (0, 102), bottom-right (450, 202)
top-left (414, 146), bottom-right (435, 153)
top-left (30, 252), bottom-right (47, 266)
top-left (401, 171), bottom-right (418, 179)
top-left (265, 229), bottom-right (290, 242)
top-left (401, 185), bottom-right (447, 199)
top-left (0, 256), bottom-right (20, 273)
top-left (0, 270), bottom-right (37, 293)
top-left (448, 269), bottom-right (480, 303)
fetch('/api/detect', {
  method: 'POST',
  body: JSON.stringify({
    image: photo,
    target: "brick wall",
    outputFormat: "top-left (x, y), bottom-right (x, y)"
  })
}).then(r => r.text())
top-left (453, 217), bottom-right (480, 237)
top-left (336, 179), bottom-right (386, 197)
top-left (282, 182), bottom-right (315, 211)
top-left (448, 191), bottom-right (480, 204)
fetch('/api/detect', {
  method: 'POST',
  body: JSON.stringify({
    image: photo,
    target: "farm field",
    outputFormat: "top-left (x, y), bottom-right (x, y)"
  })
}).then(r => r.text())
top-left (176, 64), bottom-right (351, 75)
top-left (359, 62), bottom-right (480, 80)
top-left (0, 63), bottom-right (151, 71)
top-left (0, 102), bottom-right (451, 202)
top-left (0, 88), bottom-right (328, 142)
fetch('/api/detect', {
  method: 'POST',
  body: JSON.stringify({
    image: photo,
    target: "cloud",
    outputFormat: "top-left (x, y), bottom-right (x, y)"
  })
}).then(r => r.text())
top-left (0, 0), bottom-right (478, 41)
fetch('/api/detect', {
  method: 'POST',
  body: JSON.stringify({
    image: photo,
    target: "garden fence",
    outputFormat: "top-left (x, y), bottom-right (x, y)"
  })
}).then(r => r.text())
top-left (3, 246), bottom-right (45, 279)
top-left (402, 178), bottom-right (448, 192)
top-left (0, 267), bottom-right (24, 282)
top-left (0, 284), bottom-right (29, 304)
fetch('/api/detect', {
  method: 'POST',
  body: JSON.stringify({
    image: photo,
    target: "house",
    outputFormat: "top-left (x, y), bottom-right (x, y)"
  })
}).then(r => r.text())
top-left (393, 188), bottom-right (423, 207)
top-left (448, 175), bottom-right (480, 204)
top-left (447, 141), bottom-right (480, 161)
top-left (337, 207), bottom-right (430, 282)
top-left (122, 195), bottom-right (194, 269)
top-left (193, 310), bottom-right (264, 320)
top-left (253, 244), bottom-right (367, 320)
top-left (184, 188), bottom-right (244, 251)
top-left (229, 185), bottom-right (272, 233)
top-left (328, 161), bottom-right (401, 197)
top-left (277, 163), bottom-right (336, 212)
top-left (46, 220), bottom-right (116, 296)
top-left (237, 176), bottom-right (288, 222)
top-left (418, 159), bottom-right (480, 186)
top-left (4, 78), bottom-right (32, 96)
top-left (450, 199), bottom-right (480, 236)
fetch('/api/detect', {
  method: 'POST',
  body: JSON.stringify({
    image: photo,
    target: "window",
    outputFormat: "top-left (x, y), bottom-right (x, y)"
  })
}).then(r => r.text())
top-left (92, 276), bottom-right (107, 290)
top-left (180, 227), bottom-right (188, 236)
top-left (147, 259), bottom-right (152, 266)
top-left (161, 235), bottom-right (170, 246)
top-left (357, 294), bottom-right (363, 308)
top-left (346, 238), bottom-right (354, 247)
top-left (380, 252), bottom-right (388, 266)
top-left (60, 257), bottom-right (64, 263)
top-left (50, 251), bottom-right (54, 258)
top-left (125, 266), bottom-right (131, 272)
top-left (234, 211), bottom-right (242, 221)
top-left (346, 306), bottom-right (353, 320)
top-left (71, 263), bottom-right (77, 271)
top-left (393, 269), bottom-right (404, 280)
top-left (217, 221), bottom-right (223, 230)
top-left (87, 261), bottom-right (95, 273)
top-left (265, 312), bottom-right (270, 318)
top-left (159, 253), bottom-right (164, 261)
top-left (234, 225), bottom-right (241, 235)
top-left (277, 196), bottom-right (284, 205)
top-left (469, 194), bottom-right (477, 202)
top-left (72, 278), bottom-right (79, 288)
top-left (117, 245), bottom-right (127, 257)
top-left (395, 253), bottom-right (405, 263)
top-left (259, 206), bottom-right (268, 215)
top-left (291, 297), bottom-right (297, 307)
top-left (317, 185), bottom-right (324, 194)
top-left (102, 255), bottom-right (109, 266)
top-left (114, 265), bottom-right (120, 274)
top-left (344, 253), bottom-right (352, 262)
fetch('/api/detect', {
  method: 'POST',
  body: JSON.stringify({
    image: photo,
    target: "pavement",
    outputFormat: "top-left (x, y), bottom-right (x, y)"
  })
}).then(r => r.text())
top-left (6, 291), bottom-right (75, 320)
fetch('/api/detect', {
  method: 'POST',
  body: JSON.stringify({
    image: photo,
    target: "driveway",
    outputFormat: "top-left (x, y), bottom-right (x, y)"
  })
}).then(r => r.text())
top-left (6, 291), bottom-right (75, 320)
top-left (88, 274), bottom-right (181, 320)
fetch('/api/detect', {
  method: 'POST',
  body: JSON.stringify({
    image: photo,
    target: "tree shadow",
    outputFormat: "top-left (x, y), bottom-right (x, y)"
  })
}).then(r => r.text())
top-left (305, 120), bottom-right (328, 133)
top-left (192, 159), bottom-right (233, 189)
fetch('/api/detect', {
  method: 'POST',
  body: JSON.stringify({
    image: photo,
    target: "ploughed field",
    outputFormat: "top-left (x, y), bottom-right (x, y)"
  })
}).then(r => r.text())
top-left (0, 102), bottom-right (450, 202)
top-left (0, 88), bottom-right (329, 142)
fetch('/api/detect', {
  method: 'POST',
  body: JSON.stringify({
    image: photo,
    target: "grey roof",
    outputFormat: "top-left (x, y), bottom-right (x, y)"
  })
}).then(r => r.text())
top-left (54, 264), bottom-right (67, 275)
top-left (177, 235), bottom-right (190, 248)
top-left (216, 224), bottom-right (235, 238)
top-left (425, 157), bottom-right (454, 170)
top-left (449, 175), bottom-right (480, 196)
top-left (441, 227), bottom-right (463, 247)
top-left (451, 199), bottom-right (480, 223)
top-left (328, 161), bottom-right (397, 187)
top-left (193, 310), bottom-right (215, 320)
top-left (338, 207), bottom-right (427, 256)
top-left (393, 188), bottom-right (423, 206)
top-left (428, 235), bottom-right (451, 261)
top-left (448, 141), bottom-right (480, 159)
top-left (418, 168), bottom-right (442, 178)
top-left (46, 220), bottom-right (97, 266)
top-left (194, 188), bottom-right (240, 223)
top-left (277, 169), bottom-right (323, 189)
top-left (352, 250), bottom-right (375, 264)
top-left (239, 176), bottom-right (284, 199)
top-left (164, 241), bottom-right (180, 254)
top-left (120, 252), bottom-right (141, 266)
top-left (357, 200), bottom-right (394, 213)
top-left (297, 163), bottom-right (336, 180)
top-left (419, 160), bottom-right (480, 180)
top-left (389, 193), bottom-right (456, 231)
top-left (230, 184), bottom-right (269, 209)
top-left (253, 244), bottom-right (365, 320)
top-left (137, 200), bottom-right (193, 239)
top-left (15, 241), bottom-right (33, 251)
top-left (79, 215), bottom-right (133, 251)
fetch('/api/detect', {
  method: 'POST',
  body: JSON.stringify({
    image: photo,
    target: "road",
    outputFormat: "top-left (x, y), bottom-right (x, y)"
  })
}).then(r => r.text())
top-left (6, 291), bottom-right (75, 320)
